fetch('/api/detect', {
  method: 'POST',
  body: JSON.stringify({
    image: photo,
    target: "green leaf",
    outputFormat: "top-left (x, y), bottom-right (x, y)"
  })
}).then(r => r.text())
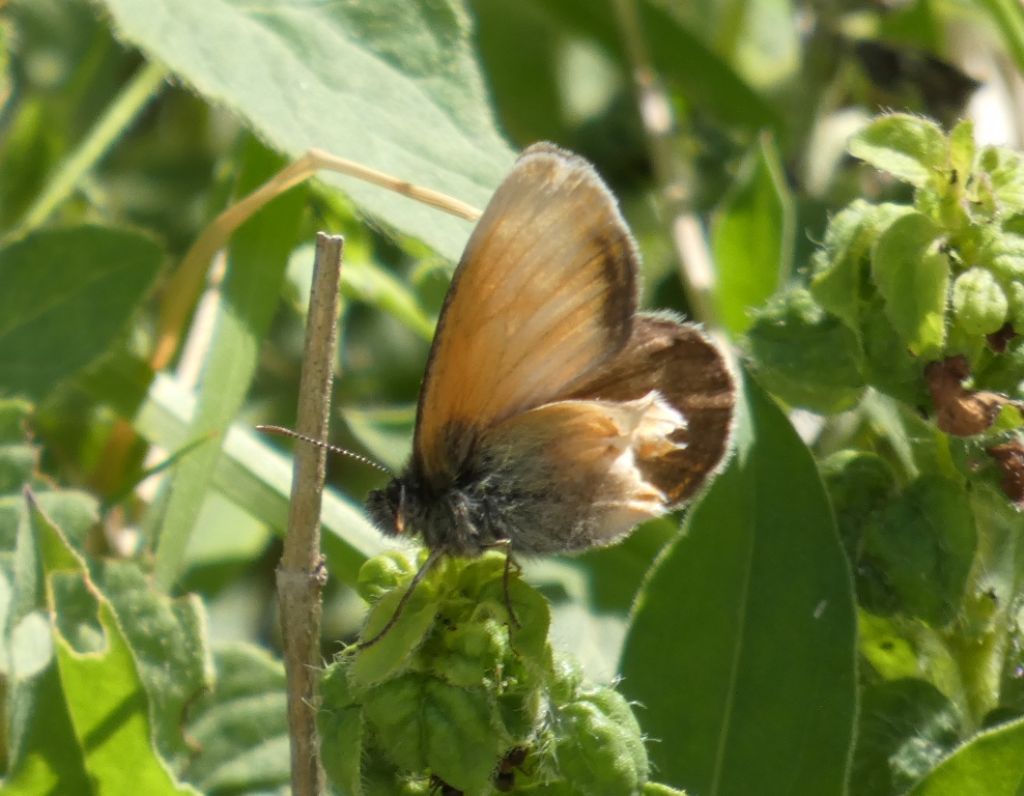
top-left (980, 227), bottom-right (1024, 284)
top-left (978, 146), bottom-right (1024, 217)
top-left (89, 559), bottom-right (214, 765)
top-left (821, 451), bottom-right (899, 582)
top-left (810, 201), bottom-right (914, 331)
top-left (153, 139), bottom-right (306, 590)
top-left (643, 785), bottom-right (687, 796)
top-left (862, 476), bottom-right (976, 627)
top-left (0, 225), bottom-right (162, 401)
top-left (350, 564), bottom-right (444, 688)
top-left (181, 643), bottom-right (290, 793)
top-left (596, 0), bottom-right (781, 131)
top-left (871, 212), bottom-right (949, 356)
top-left (907, 716), bottom-right (1024, 795)
top-left (620, 1), bottom-right (783, 132)
top-left (850, 678), bottom-right (961, 796)
top-left (951, 267), bottom-right (1008, 335)
top-left (29, 492), bottom-right (198, 795)
top-left (0, 663), bottom-right (90, 795)
top-left (849, 114), bottom-right (948, 188)
top-left (79, 352), bottom-right (385, 584)
top-left (857, 613), bottom-right (924, 682)
top-left (0, 444), bottom-right (36, 497)
top-left (743, 287), bottom-right (865, 413)
top-left (948, 120), bottom-right (976, 182)
top-left (340, 405), bottom-right (416, 474)
top-left (713, 134), bottom-right (793, 336)
top-left (362, 674), bottom-right (502, 793)
top-left (94, 0), bottom-right (514, 262)
top-left (619, 371), bottom-right (857, 795)
top-left (287, 243), bottom-right (435, 341)
top-left (860, 297), bottom-right (930, 406)
top-left (1, 482), bottom-right (91, 793)
top-left (319, 662), bottom-right (366, 796)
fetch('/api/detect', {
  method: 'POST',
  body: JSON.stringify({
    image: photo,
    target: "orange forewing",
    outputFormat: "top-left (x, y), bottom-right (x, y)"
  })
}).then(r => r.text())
top-left (414, 144), bottom-right (638, 483)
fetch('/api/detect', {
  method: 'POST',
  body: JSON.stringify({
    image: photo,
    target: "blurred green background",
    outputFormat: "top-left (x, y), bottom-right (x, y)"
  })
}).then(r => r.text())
top-left (3, 0), bottom-right (1024, 793)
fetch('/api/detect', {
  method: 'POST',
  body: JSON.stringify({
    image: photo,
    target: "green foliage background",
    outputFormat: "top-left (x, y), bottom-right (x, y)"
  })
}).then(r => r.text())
top-left (3, 0), bottom-right (1024, 794)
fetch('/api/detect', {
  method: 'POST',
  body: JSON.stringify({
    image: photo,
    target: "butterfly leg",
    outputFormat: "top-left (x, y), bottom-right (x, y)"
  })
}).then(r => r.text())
top-left (481, 538), bottom-right (522, 630)
top-left (356, 548), bottom-right (445, 650)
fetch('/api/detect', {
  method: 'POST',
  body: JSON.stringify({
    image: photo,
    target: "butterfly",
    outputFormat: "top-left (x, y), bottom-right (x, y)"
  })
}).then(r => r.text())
top-left (363, 143), bottom-right (735, 640)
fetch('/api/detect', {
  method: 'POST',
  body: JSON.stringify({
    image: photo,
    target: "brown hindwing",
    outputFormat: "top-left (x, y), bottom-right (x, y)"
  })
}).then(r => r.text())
top-left (569, 314), bottom-right (735, 504)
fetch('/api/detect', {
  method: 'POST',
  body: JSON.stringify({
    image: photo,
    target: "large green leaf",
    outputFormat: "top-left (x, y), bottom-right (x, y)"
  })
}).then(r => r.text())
top-left (619, 371), bottom-right (857, 795)
top-left (1, 512), bottom-right (89, 795)
top-left (713, 134), bottom-right (792, 336)
top-left (908, 716), bottom-right (1024, 795)
top-left (512, 0), bottom-right (779, 134)
top-left (29, 492), bottom-right (198, 795)
top-left (0, 225), bottom-right (162, 400)
top-left (94, 0), bottom-right (514, 262)
top-left (90, 560), bottom-right (214, 766)
top-left (181, 643), bottom-right (290, 794)
top-left (849, 114), bottom-right (948, 189)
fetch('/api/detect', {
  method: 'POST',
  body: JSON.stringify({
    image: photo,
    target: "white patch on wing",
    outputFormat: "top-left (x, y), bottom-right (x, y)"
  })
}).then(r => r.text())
top-left (594, 391), bottom-right (687, 539)
top-left (488, 391), bottom-right (688, 544)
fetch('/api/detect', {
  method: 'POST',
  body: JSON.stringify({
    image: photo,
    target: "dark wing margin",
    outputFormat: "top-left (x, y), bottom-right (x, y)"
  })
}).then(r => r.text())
top-left (570, 314), bottom-right (736, 504)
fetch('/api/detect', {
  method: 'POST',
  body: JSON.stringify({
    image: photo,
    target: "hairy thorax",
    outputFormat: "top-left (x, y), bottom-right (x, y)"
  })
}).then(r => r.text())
top-left (365, 445), bottom-right (598, 558)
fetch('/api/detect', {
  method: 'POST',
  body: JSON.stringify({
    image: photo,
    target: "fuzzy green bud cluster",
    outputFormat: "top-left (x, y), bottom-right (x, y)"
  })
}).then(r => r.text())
top-left (746, 114), bottom-right (1024, 411)
top-left (318, 550), bottom-right (686, 796)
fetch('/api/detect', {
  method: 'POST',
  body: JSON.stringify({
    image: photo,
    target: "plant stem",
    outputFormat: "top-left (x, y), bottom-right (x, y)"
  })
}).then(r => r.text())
top-left (16, 60), bottom-right (168, 233)
top-left (150, 148), bottom-right (480, 370)
top-left (278, 233), bottom-right (344, 796)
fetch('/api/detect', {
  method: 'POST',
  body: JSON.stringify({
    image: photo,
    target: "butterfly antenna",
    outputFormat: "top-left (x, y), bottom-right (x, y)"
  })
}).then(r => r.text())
top-left (356, 548), bottom-right (444, 650)
top-left (255, 424), bottom-right (393, 475)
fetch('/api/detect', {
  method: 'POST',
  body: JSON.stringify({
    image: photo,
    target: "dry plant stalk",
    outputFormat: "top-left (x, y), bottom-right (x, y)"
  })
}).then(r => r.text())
top-left (278, 232), bottom-right (344, 796)
top-left (150, 149), bottom-right (481, 370)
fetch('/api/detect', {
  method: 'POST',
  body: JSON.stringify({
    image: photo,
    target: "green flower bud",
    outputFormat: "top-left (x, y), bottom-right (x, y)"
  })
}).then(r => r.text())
top-left (479, 577), bottom-right (552, 666)
top-left (977, 227), bottom-right (1024, 283)
top-left (643, 785), bottom-right (688, 796)
top-left (952, 267), bottom-right (1008, 335)
top-left (356, 550), bottom-right (417, 604)
top-left (432, 617), bottom-right (509, 688)
top-left (554, 686), bottom-right (649, 795)
top-left (1007, 280), bottom-right (1024, 333)
top-left (548, 654), bottom-right (585, 703)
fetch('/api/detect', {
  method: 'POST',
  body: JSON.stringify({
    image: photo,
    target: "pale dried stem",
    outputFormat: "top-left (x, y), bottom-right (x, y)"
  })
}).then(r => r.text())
top-left (278, 233), bottom-right (344, 796)
top-left (151, 149), bottom-right (481, 370)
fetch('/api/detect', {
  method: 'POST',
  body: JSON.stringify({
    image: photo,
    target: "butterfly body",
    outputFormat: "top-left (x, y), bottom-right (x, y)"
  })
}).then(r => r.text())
top-left (365, 143), bottom-right (735, 562)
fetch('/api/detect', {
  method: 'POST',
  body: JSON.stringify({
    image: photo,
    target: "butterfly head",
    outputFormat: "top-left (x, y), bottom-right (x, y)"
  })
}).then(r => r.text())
top-left (366, 478), bottom-right (409, 538)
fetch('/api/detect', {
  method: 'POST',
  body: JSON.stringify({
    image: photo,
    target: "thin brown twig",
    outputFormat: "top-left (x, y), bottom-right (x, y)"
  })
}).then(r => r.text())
top-left (278, 232), bottom-right (344, 796)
